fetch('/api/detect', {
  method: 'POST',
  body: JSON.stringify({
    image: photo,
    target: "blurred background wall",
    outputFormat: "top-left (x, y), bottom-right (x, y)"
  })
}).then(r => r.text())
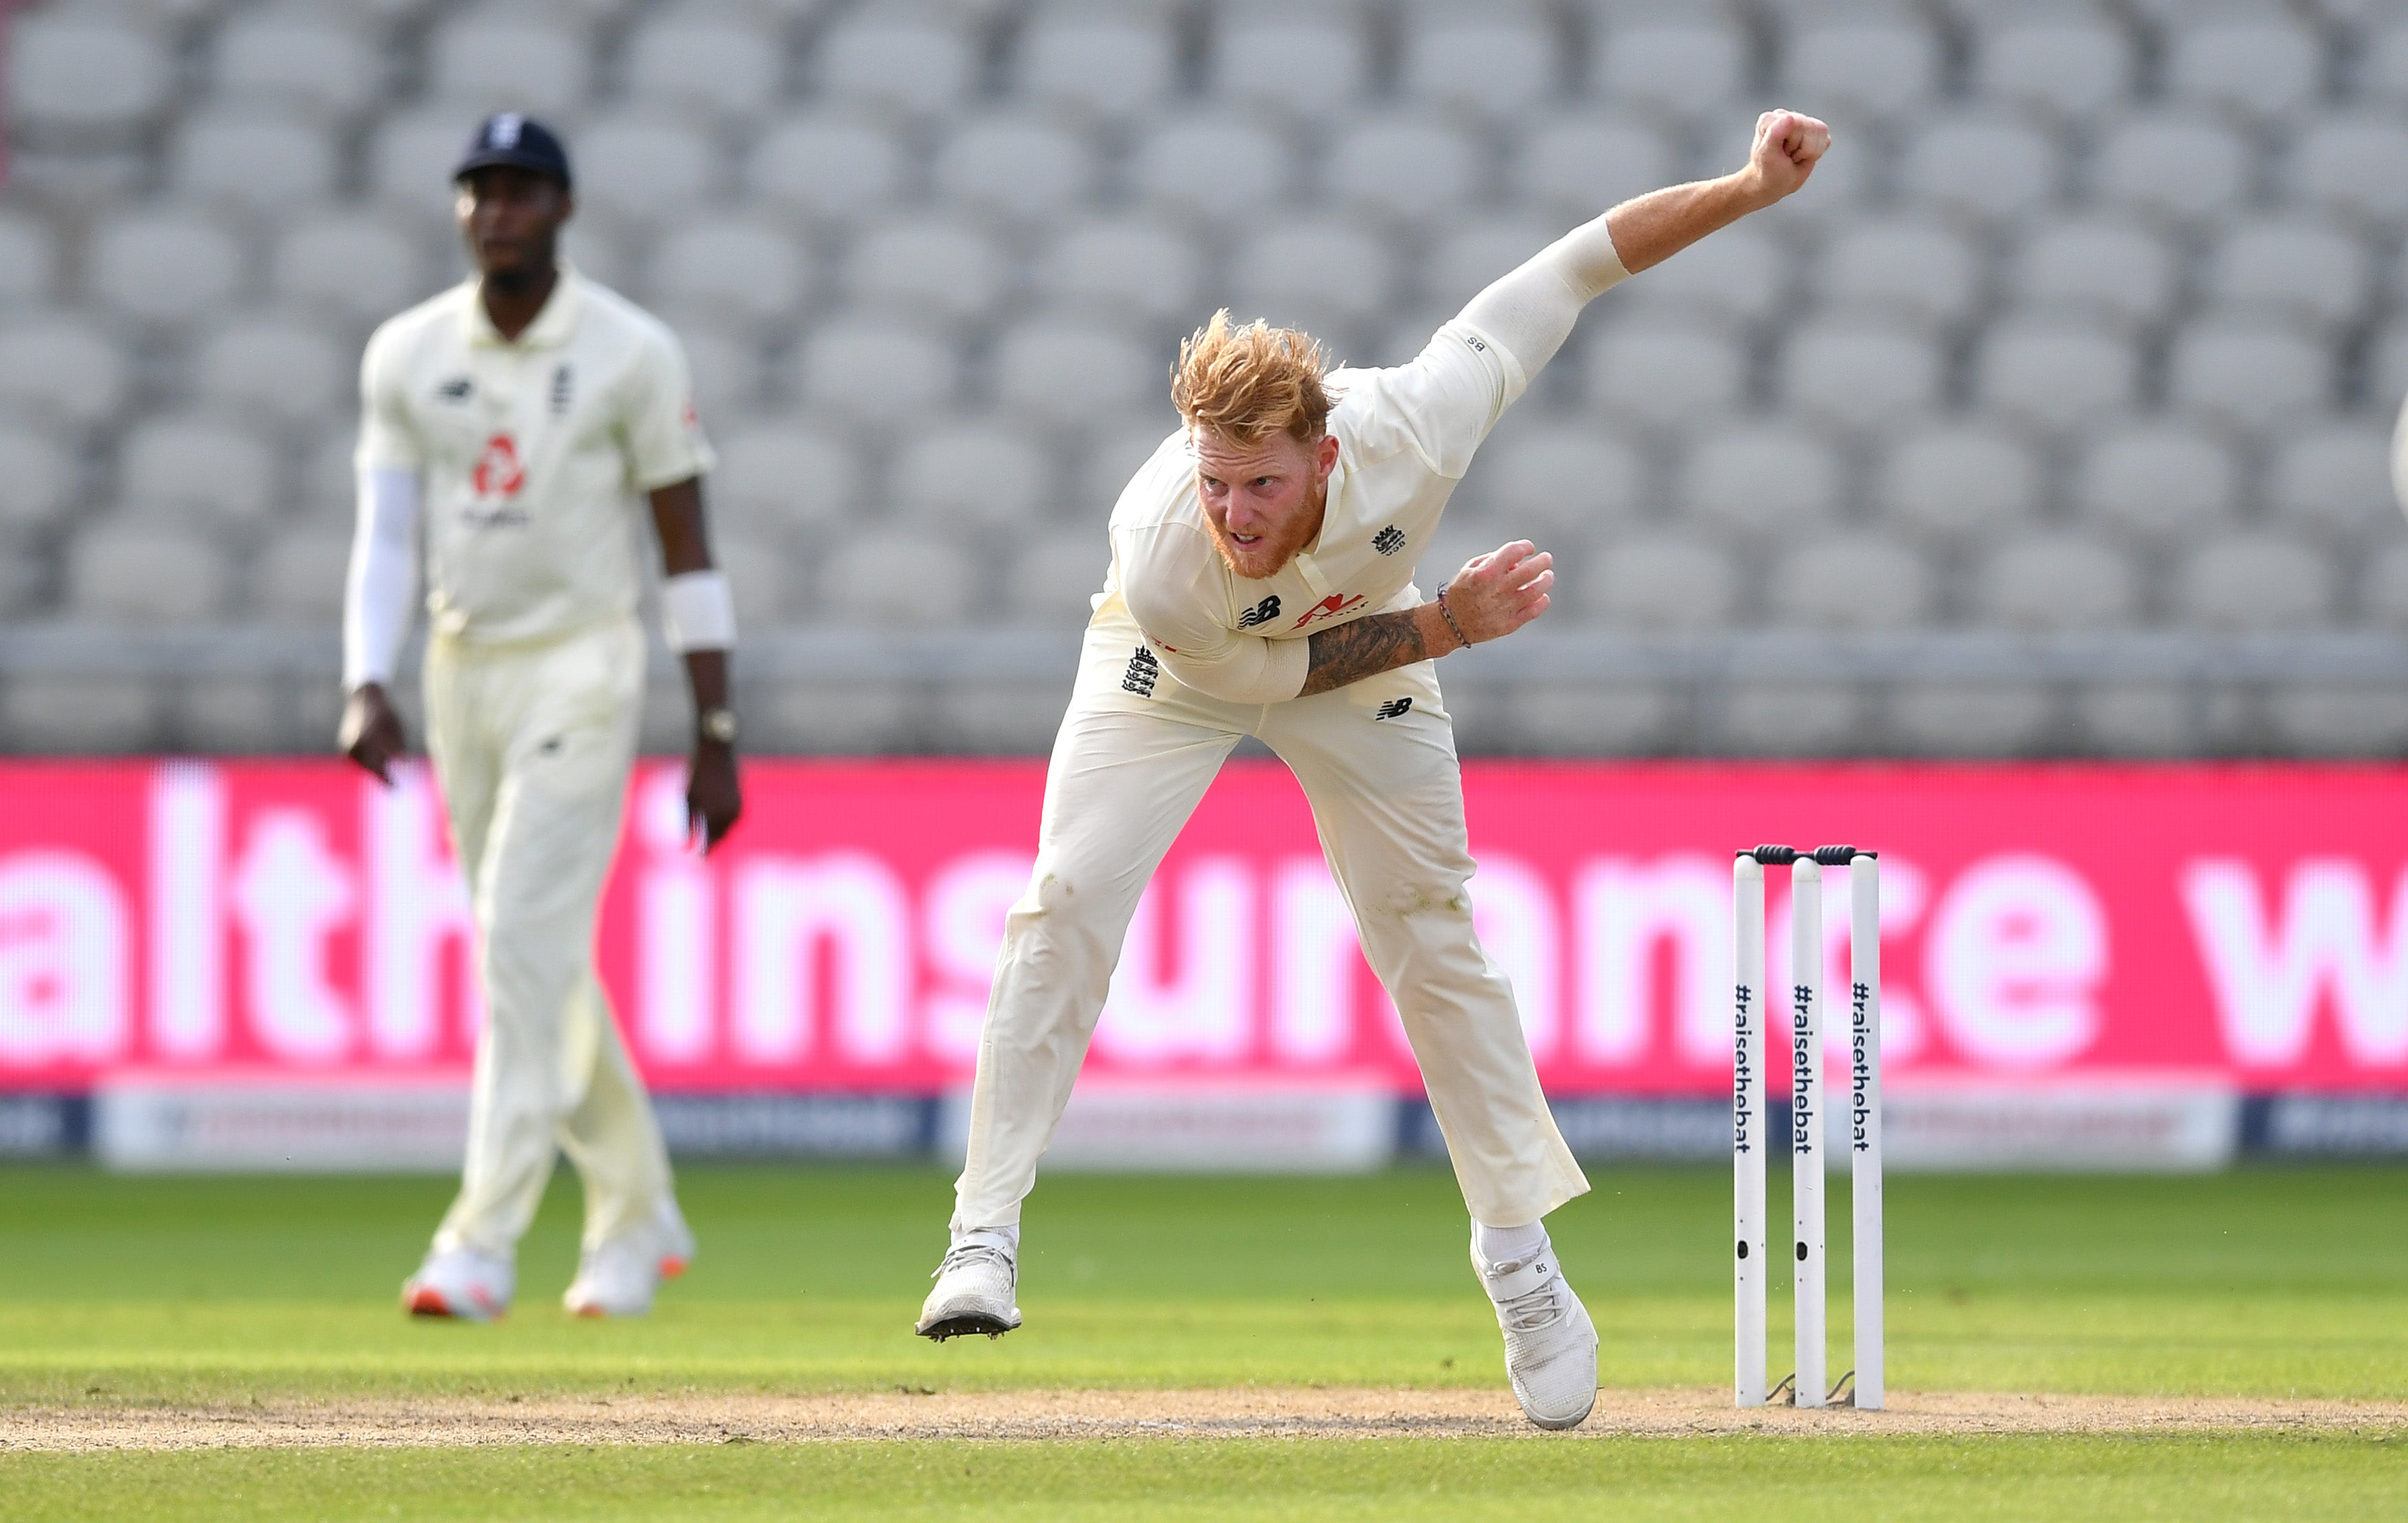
top-left (3, 0), bottom-right (2407, 761)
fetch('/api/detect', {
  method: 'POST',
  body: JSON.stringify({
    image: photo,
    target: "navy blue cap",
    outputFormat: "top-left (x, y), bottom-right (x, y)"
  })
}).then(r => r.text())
top-left (453, 113), bottom-right (573, 189)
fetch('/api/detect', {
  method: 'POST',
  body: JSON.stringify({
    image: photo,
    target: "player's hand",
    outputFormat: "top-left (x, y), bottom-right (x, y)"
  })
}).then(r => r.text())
top-left (339, 683), bottom-right (406, 785)
top-left (686, 741), bottom-right (742, 853)
top-left (1440, 541), bottom-right (1554, 646)
top-left (1742, 109), bottom-right (1830, 204)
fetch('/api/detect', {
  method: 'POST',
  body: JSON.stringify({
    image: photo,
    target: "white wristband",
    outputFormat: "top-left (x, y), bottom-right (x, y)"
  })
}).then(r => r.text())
top-left (660, 569), bottom-right (737, 652)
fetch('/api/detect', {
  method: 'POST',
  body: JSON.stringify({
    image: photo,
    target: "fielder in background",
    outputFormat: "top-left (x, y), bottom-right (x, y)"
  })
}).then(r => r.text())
top-left (338, 114), bottom-right (743, 1321)
top-left (920, 110), bottom-right (1831, 1431)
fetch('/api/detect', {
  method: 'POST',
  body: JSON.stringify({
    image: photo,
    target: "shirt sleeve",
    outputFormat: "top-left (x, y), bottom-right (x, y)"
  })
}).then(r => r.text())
top-left (617, 323), bottom-right (717, 492)
top-left (1117, 522), bottom-right (1310, 705)
top-left (1345, 319), bottom-right (1527, 481)
top-left (353, 322), bottom-right (423, 473)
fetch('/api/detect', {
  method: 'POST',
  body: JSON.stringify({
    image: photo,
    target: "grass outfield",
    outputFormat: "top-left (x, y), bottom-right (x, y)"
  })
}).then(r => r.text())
top-left (4, 1162), bottom-right (2405, 1518)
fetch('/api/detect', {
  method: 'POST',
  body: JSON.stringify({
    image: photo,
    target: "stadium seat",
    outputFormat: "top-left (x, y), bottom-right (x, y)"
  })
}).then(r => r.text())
top-left (1395, 0), bottom-right (1562, 122)
top-left (1324, 113), bottom-right (1483, 226)
top-left (1210, 0), bottom-right (1373, 120)
top-left (1720, 681), bottom-right (1866, 757)
top-left (63, 517), bottom-right (235, 624)
top-left (1770, 532), bottom-right (1933, 631)
top-left (1817, 217), bottom-right (1981, 328)
top-left (1972, 316), bottom-right (2140, 434)
top-left (117, 413), bottom-right (282, 525)
top-left (1584, 9), bottom-right (1749, 123)
top-left (890, 418), bottom-right (1053, 529)
top-left (2203, 217), bottom-right (2372, 332)
top-left (2266, 422), bottom-right (2399, 544)
top-left (746, 113), bottom-right (910, 227)
top-left (620, 8), bottom-right (786, 125)
top-left (841, 213), bottom-right (1010, 328)
top-left (1510, 112), bottom-right (1676, 223)
top-left (2271, 684), bottom-right (2408, 757)
top-left (1583, 317), bottom-right (1748, 431)
top-left (2285, 114), bottom-right (2408, 226)
top-left (559, 223), bottom-right (634, 294)
top-left (2070, 423), bottom-right (2241, 544)
top-left (2173, 532), bottom-right (2337, 630)
top-left (813, 2), bottom-right (981, 119)
top-left (250, 524), bottom-right (352, 622)
top-left (1976, 532), bottom-right (2137, 630)
top-left (2359, 540), bottom-right (2408, 627)
top-left (2090, 111), bottom-right (2252, 225)
top-left (2164, 14), bottom-right (2323, 125)
top-left (4, 7), bottom-right (176, 147)
top-left (0, 211), bottom-right (58, 308)
top-left (1781, 11), bottom-right (1943, 121)
top-left (1031, 216), bottom-right (1203, 329)
top-left (1875, 423), bottom-right (2041, 543)
top-left (785, 315), bottom-right (960, 423)
top-left (2076, 681), bottom-right (2190, 757)
top-left (1225, 216), bottom-right (1398, 338)
top-left (422, 11), bottom-right (592, 118)
top-left (1780, 317), bottom-right (1945, 432)
top-left (1077, 414), bottom-right (1179, 514)
top-left (1581, 531), bottom-right (1738, 630)
top-left (1892, 109), bottom-right (2064, 226)
top-left (2005, 216), bottom-right (2177, 329)
top-left (1510, 683), bottom-right (1675, 755)
top-left (816, 526), bottom-right (977, 626)
top-left (1677, 423), bottom-right (1843, 540)
top-left (0, 425), bottom-right (76, 536)
top-left (1964, 8), bottom-right (2134, 121)
top-left (648, 217), bottom-right (811, 326)
top-left (712, 530), bottom-right (801, 624)
top-left (189, 313), bottom-right (349, 430)
top-left (709, 421), bottom-right (860, 542)
top-left (676, 324), bottom-right (768, 425)
top-left (931, 114), bottom-right (1102, 224)
top-left (1013, 1), bottom-right (1179, 123)
top-left (1890, 681), bottom-right (2054, 758)
top-left (209, 6), bottom-right (386, 122)
top-left (292, 425), bottom-right (358, 523)
top-left (1419, 217), bottom-right (1559, 315)
top-left (1005, 526), bottom-right (1109, 626)
top-left (0, 316), bottom-right (130, 433)
top-left (0, 674), bottom-right (160, 752)
top-left (1472, 418), bottom-right (1645, 540)
top-left (271, 212), bottom-right (438, 324)
top-left (573, 114), bottom-right (721, 232)
top-left (2165, 318), bottom-right (2331, 432)
top-left (87, 209), bottom-right (249, 328)
top-left (169, 107), bottom-right (341, 219)
top-left (990, 319), bottom-right (1156, 432)
top-left (367, 107), bottom-right (487, 224)
top-left (1606, 219), bottom-right (1786, 323)
top-left (1126, 112), bottom-right (1300, 218)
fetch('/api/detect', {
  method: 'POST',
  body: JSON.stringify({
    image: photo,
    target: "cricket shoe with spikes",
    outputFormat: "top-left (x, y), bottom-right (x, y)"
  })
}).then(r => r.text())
top-left (915, 1229), bottom-right (1021, 1341)
top-left (1474, 1235), bottom-right (1598, 1430)
top-left (564, 1202), bottom-right (697, 1318)
top-left (403, 1247), bottom-right (514, 1322)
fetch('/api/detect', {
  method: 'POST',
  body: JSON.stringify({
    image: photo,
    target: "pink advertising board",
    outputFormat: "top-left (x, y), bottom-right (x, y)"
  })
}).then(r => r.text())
top-left (3, 758), bottom-right (2405, 1096)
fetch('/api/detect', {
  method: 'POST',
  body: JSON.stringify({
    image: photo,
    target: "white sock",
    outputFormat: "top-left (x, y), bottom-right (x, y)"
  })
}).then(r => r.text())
top-left (1474, 1218), bottom-right (1548, 1267)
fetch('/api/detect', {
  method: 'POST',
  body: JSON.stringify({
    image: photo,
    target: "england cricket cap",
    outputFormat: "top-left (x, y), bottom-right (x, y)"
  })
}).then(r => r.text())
top-left (454, 112), bottom-right (573, 189)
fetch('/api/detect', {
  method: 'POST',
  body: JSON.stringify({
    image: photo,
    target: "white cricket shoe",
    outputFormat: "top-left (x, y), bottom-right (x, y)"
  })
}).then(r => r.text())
top-left (915, 1230), bottom-right (1021, 1341)
top-left (563, 1202), bottom-right (697, 1319)
top-left (1474, 1235), bottom-right (1598, 1430)
top-left (403, 1247), bottom-right (514, 1322)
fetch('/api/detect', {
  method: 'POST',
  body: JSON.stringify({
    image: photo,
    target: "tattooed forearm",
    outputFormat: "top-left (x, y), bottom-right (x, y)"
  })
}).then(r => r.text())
top-left (1299, 609), bottom-right (1431, 697)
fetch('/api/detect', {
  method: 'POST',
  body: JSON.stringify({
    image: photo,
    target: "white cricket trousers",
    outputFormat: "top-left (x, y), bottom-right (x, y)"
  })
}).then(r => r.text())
top-left (422, 616), bottom-right (676, 1259)
top-left (952, 621), bottom-right (1589, 1233)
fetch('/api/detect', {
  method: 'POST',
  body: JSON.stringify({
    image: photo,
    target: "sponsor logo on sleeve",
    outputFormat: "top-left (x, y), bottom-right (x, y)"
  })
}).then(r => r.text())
top-left (436, 376), bottom-right (474, 403)
top-left (1372, 525), bottom-right (1404, 556)
top-left (1236, 595), bottom-right (1281, 629)
top-left (1291, 593), bottom-right (1367, 630)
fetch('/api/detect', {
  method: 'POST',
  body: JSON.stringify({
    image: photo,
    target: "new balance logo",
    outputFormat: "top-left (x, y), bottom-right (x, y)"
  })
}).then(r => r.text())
top-left (1373, 525), bottom-right (1404, 556)
top-left (1121, 646), bottom-right (1161, 696)
top-left (436, 376), bottom-right (474, 402)
top-left (1373, 696), bottom-right (1414, 721)
top-left (1236, 595), bottom-right (1280, 629)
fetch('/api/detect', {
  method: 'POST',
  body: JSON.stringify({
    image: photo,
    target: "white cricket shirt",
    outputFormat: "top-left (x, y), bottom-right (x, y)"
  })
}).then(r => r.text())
top-left (1103, 319), bottom-right (1526, 705)
top-left (357, 268), bottom-right (714, 646)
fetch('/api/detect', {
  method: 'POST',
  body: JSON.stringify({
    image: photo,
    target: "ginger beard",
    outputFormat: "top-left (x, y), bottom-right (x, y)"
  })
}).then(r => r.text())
top-left (1190, 427), bottom-right (1339, 582)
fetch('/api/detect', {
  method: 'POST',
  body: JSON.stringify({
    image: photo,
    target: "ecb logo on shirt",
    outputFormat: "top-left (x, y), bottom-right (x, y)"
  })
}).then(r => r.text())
top-left (472, 434), bottom-right (526, 498)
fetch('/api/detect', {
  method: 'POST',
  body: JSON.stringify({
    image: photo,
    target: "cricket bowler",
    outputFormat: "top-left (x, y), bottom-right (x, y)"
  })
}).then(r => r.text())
top-left (338, 114), bottom-right (742, 1320)
top-left (918, 110), bottom-right (1833, 1429)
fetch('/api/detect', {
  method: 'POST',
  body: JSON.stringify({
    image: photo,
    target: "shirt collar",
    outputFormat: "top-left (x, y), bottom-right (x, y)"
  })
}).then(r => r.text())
top-left (464, 263), bottom-right (582, 351)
